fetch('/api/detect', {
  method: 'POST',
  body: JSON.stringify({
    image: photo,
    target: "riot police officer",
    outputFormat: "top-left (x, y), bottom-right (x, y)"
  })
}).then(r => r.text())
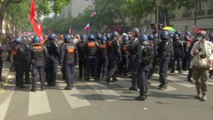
top-left (170, 34), bottom-right (184, 73)
top-left (182, 34), bottom-right (192, 71)
top-left (128, 27), bottom-right (142, 91)
top-left (120, 35), bottom-right (129, 76)
top-left (31, 36), bottom-right (47, 92)
top-left (135, 34), bottom-right (153, 101)
top-left (22, 36), bottom-right (31, 84)
top-left (148, 34), bottom-right (159, 81)
top-left (105, 31), bottom-right (122, 83)
top-left (60, 34), bottom-right (77, 90)
top-left (14, 37), bottom-right (26, 88)
top-left (85, 34), bottom-right (99, 82)
top-left (45, 34), bottom-right (60, 86)
top-left (76, 34), bottom-right (87, 79)
top-left (97, 36), bottom-right (108, 80)
top-left (158, 31), bottom-right (173, 90)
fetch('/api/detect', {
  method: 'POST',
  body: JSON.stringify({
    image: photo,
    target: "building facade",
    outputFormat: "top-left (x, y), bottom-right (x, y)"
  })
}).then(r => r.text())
top-left (169, 0), bottom-right (213, 33)
top-left (58, 0), bottom-right (95, 19)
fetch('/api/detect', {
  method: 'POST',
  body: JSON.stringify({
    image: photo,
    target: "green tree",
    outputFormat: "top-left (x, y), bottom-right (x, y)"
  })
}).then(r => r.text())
top-left (0, 0), bottom-right (72, 32)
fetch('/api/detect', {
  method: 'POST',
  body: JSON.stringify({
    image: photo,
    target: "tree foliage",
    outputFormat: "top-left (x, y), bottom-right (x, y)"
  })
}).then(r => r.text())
top-left (43, 0), bottom-right (209, 33)
top-left (0, 0), bottom-right (72, 32)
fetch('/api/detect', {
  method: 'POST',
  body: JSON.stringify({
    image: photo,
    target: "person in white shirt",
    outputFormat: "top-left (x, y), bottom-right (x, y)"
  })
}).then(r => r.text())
top-left (190, 30), bottom-right (213, 101)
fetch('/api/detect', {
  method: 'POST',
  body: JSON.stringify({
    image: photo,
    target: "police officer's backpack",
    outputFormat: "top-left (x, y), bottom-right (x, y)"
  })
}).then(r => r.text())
top-left (141, 45), bottom-right (153, 66)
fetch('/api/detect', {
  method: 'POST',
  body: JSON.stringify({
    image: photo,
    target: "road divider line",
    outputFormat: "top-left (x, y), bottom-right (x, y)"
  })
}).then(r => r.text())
top-left (28, 91), bottom-right (51, 116)
top-left (86, 82), bottom-right (124, 102)
top-left (62, 87), bottom-right (91, 109)
top-left (168, 76), bottom-right (195, 88)
top-left (150, 82), bottom-right (177, 92)
top-left (0, 90), bottom-right (14, 120)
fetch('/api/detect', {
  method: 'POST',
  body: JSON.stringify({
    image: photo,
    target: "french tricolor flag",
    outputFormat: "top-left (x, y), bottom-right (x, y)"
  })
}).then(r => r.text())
top-left (90, 12), bottom-right (96, 17)
top-left (84, 23), bottom-right (90, 32)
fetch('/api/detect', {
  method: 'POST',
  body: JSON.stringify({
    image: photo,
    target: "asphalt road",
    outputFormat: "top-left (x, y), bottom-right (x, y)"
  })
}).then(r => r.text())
top-left (0, 71), bottom-right (213, 120)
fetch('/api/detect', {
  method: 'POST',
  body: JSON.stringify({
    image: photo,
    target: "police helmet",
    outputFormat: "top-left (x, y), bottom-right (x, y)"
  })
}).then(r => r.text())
top-left (48, 33), bottom-right (57, 40)
top-left (185, 31), bottom-right (191, 36)
top-left (139, 34), bottom-right (148, 42)
top-left (101, 36), bottom-right (107, 42)
top-left (123, 36), bottom-right (129, 43)
top-left (173, 34), bottom-right (179, 40)
top-left (131, 27), bottom-right (140, 34)
top-left (112, 31), bottom-right (120, 38)
top-left (174, 30), bottom-right (181, 37)
top-left (139, 34), bottom-right (149, 45)
top-left (168, 31), bottom-right (174, 38)
top-left (64, 34), bottom-right (72, 42)
top-left (33, 36), bottom-right (40, 43)
top-left (209, 33), bottom-right (213, 38)
top-left (80, 34), bottom-right (87, 41)
top-left (148, 34), bottom-right (154, 41)
top-left (88, 34), bottom-right (95, 41)
top-left (160, 31), bottom-right (169, 40)
top-left (106, 33), bottom-right (111, 40)
top-left (96, 33), bottom-right (102, 40)
top-left (15, 37), bottom-right (22, 43)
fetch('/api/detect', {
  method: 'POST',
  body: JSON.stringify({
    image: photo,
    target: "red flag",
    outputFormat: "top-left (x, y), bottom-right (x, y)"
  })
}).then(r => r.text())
top-left (84, 23), bottom-right (90, 32)
top-left (90, 12), bottom-right (96, 17)
top-left (30, 0), bottom-right (44, 44)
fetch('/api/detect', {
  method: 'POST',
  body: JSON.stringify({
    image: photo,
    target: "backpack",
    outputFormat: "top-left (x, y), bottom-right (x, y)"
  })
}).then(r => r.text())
top-left (141, 45), bottom-right (153, 66)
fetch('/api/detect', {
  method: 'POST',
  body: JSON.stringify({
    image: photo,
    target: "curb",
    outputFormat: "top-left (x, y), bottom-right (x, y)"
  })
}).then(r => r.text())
top-left (0, 61), bottom-right (12, 92)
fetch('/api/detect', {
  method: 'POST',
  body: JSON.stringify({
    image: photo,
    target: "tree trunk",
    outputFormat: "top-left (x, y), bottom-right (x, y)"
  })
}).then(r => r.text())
top-left (0, 0), bottom-right (11, 32)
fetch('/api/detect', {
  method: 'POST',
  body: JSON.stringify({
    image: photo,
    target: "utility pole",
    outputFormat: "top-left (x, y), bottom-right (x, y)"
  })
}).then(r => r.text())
top-left (155, 0), bottom-right (161, 37)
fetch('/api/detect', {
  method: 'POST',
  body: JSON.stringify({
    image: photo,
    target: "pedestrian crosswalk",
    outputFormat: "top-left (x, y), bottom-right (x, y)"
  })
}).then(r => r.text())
top-left (1, 73), bottom-right (211, 119)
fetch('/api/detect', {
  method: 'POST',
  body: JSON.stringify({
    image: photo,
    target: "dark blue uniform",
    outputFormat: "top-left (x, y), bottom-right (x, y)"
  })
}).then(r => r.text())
top-left (136, 38), bottom-right (153, 101)
top-left (60, 42), bottom-right (77, 89)
top-left (120, 42), bottom-right (129, 76)
top-left (105, 38), bottom-right (122, 83)
top-left (85, 40), bottom-right (99, 81)
top-left (14, 40), bottom-right (26, 88)
top-left (97, 40), bottom-right (108, 80)
top-left (128, 37), bottom-right (142, 90)
top-left (23, 41), bottom-right (31, 84)
top-left (170, 35), bottom-right (184, 73)
top-left (45, 40), bottom-right (60, 86)
top-left (76, 40), bottom-right (87, 79)
top-left (31, 43), bottom-right (47, 91)
top-left (158, 37), bottom-right (173, 89)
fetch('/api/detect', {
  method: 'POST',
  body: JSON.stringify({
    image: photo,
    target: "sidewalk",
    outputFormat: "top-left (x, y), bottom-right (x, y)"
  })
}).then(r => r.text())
top-left (0, 54), bottom-right (13, 92)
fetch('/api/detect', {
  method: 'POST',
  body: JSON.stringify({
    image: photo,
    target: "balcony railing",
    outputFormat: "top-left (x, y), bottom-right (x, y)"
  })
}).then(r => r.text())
top-left (182, 12), bottom-right (192, 18)
top-left (194, 10), bottom-right (205, 16)
top-left (207, 9), bottom-right (213, 15)
top-left (168, 14), bottom-right (175, 19)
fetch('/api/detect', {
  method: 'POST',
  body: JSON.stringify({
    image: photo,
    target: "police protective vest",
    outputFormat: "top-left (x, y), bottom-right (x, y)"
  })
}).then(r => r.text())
top-left (86, 41), bottom-right (97, 56)
top-left (141, 45), bottom-right (153, 66)
top-left (65, 44), bottom-right (75, 59)
top-left (14, 44), bottom-right (26, 61)
top-left (99, 43), bottom-right (107, 56)
top-left (32, 45), bottom-right (45, 65)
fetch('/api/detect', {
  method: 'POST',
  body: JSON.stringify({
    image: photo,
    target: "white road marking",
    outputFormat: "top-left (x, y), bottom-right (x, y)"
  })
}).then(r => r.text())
top-left (150, 82), bottom-right (177, 92)
top-left (86, 82), bottom-right (124, 102)
top-left (0, 90), bottom-right (14, 120)
top-left (62, 87), bottom-right (91, 109)
top-left (28, 91), bottom-right (51, 116)
top-left (168, 76), bottom-right (195, 88)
